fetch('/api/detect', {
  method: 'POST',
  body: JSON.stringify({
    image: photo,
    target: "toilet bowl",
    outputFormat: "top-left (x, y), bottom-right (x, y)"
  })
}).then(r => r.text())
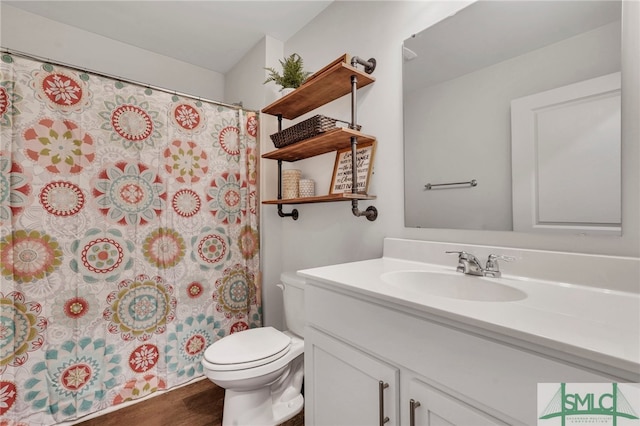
top-left (202, 272), bottom-right (305, 426)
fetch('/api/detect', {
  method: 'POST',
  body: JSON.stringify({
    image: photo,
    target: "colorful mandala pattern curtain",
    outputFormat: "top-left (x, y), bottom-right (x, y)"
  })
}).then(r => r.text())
top-left (0, 53), bottom-right (261, 425)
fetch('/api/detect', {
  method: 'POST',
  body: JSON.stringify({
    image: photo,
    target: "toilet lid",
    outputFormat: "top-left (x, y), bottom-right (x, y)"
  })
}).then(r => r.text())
top-left (204, 327), bottom-right (291, 368)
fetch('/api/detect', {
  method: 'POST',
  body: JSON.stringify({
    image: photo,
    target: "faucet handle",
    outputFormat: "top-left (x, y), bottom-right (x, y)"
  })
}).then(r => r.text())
top-left (446, 250), bottom-right (472, 259)
top-left (484, 254), bottom-right (515, 277)
top-left (446, 251), bottom-right (481, 262)
top-left (487, 253), bottom-right (515, 263)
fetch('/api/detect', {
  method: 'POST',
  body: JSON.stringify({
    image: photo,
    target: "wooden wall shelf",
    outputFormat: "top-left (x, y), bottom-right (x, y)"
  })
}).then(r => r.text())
top-left (261, 54), bottom-right (378, 220)
top-left (262, 62), bottom-right (375, 120)
top-left (263, 193), bottom-right (376, 205)
top-left (262, 128), bottom-right (376, 162)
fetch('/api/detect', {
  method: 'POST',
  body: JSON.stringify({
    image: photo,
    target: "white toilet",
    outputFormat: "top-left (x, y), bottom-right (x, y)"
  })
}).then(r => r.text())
top-left (202, 272), bottom-right (305, 426)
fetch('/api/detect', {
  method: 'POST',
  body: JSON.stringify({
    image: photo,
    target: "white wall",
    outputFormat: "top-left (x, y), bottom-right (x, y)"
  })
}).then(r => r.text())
top-left (1, 4), bottom-right (225, 100)
top-left (404, 21), bottom-right (621, 230)
top-left (225, 36), bottom-right (286, 329)
top-left (270, 0), bottom-right (639, 278)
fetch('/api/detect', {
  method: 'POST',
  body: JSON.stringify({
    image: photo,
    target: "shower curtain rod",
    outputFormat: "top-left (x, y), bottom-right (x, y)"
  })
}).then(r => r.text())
top-left (1, 47), bottom-right (257, 113)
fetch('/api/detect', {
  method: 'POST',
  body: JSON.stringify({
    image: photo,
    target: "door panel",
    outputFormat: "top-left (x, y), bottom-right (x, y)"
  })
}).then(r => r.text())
top-left (306, 328), bottom-right (399, 426)
top-left (511, 72), bottom-right (621, 235)
top-left (408, 378), bottom-right (508, 426)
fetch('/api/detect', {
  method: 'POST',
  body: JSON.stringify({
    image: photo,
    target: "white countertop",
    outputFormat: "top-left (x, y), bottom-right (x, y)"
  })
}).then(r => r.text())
top-left (298, 256), bottom-right (640, 379)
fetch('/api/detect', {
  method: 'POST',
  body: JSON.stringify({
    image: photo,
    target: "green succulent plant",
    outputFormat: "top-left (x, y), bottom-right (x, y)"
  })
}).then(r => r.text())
top-left (264, 53), bottom-right (313, 90)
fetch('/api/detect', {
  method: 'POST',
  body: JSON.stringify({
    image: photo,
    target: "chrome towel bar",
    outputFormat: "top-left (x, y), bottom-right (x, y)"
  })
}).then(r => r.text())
top-left (425, 179), bottom-right (477, 190)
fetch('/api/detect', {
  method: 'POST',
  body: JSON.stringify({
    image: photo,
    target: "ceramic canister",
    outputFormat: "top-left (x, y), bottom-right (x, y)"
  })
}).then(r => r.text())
top-left (299, 179), bottom-right (315, 197)
top-left (282, 169), bottom-right (301, 199)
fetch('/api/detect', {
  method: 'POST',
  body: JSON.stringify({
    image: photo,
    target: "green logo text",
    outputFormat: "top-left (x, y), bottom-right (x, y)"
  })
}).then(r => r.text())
top-left (539, 383), bottom-right (639, 425)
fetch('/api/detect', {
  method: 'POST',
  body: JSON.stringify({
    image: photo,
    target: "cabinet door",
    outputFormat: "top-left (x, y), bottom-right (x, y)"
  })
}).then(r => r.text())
top-left (305, 328), bottom-right (399, 426)
top-left (407, 378), bottom-right (508, 426)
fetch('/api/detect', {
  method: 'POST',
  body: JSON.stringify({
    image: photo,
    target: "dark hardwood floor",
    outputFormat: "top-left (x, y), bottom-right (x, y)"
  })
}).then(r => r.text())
top-left (76, 379), bottom-right (304, 426)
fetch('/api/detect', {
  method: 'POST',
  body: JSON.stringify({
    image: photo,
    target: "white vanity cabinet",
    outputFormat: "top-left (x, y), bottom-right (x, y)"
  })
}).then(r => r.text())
top-left (306, 327), bottom-right (506, 426)
top-left (306, 327), bottom-right (399, 425)
top-left (303, 276), bottom-right (621, 426)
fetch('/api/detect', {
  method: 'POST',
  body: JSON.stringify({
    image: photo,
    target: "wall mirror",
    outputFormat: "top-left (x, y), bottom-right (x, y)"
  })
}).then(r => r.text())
top-left (403, 0), bottom-right (622, 236)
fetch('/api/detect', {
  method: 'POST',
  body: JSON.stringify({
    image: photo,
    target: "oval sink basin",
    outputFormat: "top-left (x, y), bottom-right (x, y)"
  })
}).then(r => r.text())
top-left (380, 270), bottom-right (527, 302)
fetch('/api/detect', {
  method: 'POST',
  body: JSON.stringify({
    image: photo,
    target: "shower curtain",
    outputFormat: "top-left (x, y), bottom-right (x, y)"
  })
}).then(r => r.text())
top-left (0, 53), bottom-right (261, 425)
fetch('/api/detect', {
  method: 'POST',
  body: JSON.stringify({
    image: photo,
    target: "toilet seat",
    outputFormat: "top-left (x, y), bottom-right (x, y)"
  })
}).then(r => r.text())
top-left (204, 327), bottom-right (292, 371)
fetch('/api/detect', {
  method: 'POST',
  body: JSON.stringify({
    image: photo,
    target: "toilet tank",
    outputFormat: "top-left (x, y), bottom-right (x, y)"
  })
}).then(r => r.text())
top-left (280, 272), bottom-right (305, 337)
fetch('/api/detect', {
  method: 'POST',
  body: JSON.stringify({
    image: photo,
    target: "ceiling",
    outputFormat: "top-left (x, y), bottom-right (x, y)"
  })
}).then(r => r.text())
top-left (4, 1), bottom-right (333, 74)
top-left (403, 0), bottom-right (621, 90)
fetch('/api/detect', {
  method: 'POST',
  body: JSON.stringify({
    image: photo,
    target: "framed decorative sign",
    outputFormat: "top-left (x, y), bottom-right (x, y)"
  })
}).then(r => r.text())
top-left (330, 140), bottom-right (376, 194)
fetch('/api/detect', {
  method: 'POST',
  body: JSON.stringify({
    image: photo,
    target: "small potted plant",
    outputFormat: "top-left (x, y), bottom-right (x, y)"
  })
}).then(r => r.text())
top-left (264, 53), bottom-right (313, 95)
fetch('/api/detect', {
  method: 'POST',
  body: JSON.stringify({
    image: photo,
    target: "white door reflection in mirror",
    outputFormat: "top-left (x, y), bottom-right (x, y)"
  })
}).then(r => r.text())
top-left (511, 72), bottom-right (621, 235)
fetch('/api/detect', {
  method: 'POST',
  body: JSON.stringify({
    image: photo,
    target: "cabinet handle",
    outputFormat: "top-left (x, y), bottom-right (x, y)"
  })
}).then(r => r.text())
top-left (378, 381), bottom-right (390, 425)
top-left (409, 399), bottom-right (421, 426)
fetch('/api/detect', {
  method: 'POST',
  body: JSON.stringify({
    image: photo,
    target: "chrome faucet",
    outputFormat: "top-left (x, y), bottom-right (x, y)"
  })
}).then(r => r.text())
top-left (446, 251), bottom-right (514, 277)
top-left (446, 251), bottom-right (484, 276)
